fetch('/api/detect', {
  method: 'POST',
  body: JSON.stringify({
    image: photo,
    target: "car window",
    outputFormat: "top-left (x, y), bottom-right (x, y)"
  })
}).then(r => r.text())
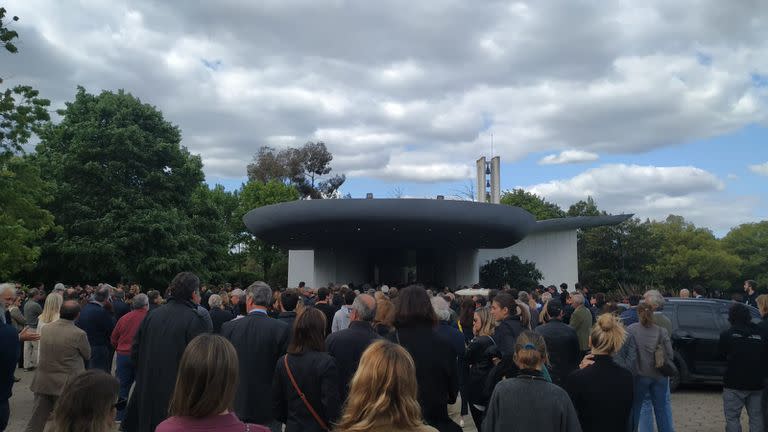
top-left (719, 304), bottom-right (762, 325)
top-left (677, 305), bottom-right (718, 331)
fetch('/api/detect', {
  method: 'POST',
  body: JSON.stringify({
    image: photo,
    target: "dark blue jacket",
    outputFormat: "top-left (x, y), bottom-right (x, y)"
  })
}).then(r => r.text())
top-left (113, 299), bottom-right (131, 322)
top-left (620, 307), bottom-right (639, 327)
top-left (0, 322), bottom-right (20, 401)
top-left (77, 302), bottom-right (116, 347)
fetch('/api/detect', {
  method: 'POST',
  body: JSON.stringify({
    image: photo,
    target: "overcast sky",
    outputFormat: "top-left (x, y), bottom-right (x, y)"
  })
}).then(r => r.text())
top-left (4, 0), bottom-right (767, 233)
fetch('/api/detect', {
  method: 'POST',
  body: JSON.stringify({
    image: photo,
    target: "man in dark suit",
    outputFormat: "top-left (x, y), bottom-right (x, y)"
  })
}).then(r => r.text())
top-left (222, 281), bottom-right (290, 432)
top-left (534, 300), bottom-right (580, 387)
top-left (76, 287), bottom-right (116, 372)
top-left (112, 288), bottom-right (131, 321)
top-left (326, 294), bottom-right (379, 403)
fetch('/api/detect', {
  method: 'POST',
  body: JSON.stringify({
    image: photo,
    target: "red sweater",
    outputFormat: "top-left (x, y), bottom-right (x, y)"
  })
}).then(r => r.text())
top-left (111, 308), bottom-right (147, 355)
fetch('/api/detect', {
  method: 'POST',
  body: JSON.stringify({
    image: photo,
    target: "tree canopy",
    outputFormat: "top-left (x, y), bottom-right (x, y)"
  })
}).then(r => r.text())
top-left (500, 188), bottom-right (566, 220)
top-left (480, 255), bottom-right (543, 291)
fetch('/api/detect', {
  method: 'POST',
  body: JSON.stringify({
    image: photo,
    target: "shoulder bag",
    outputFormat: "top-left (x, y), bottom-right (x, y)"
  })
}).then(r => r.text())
top-left (284, 355), bottom-right (330, 431)
top-left (654, 327), bottom-right (677, 377)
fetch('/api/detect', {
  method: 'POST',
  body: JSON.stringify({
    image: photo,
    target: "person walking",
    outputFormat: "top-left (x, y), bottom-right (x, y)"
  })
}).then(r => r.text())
top-left (482, 331), bottom-right (581, 432)
top-left (46, 370), bottom-right (119, 432)
top-left (208, 294), bottom-right (234, 333)
top-left (565, 313), bottom-right (634, 432)
top-left (464, 306), bottom-right (496, 429)
top-left (273, 307), bottom-right (341, 432)
top-left (535, 300), bottom-right (580, 387)
top-left (25, 300), bottom-right (91, 432)
top-left (123, 272), bottom-right (211, 432)
top-left (76, 287), bottom-right (117, 372)
top-left (335, 340), bottom-right (438, 432)
top-left (627, 303), bottom-right (675, 432)
top-left (568, 293), bottom-right (592, 358)
top-left (719, 302), bottom-right (767, 432)
top-left (110, 293), bottom-right (148, 422)
top-left (156, 334), bottom-right (270, 432)
top-left (222, 281), bottom-right (290, 431)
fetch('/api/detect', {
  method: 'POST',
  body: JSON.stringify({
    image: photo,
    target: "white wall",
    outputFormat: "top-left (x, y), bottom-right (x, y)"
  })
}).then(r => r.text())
top-left (288, 250), bottom-right (315, 288)
top-left (477, 229), bottom-right (578, 289)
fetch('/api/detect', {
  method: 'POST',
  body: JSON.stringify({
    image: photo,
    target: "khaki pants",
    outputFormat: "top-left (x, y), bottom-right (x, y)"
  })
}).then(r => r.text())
top-left (23, 339), bottom-right (39, 369)
top-left (24, 393), bottom-right (57, 432)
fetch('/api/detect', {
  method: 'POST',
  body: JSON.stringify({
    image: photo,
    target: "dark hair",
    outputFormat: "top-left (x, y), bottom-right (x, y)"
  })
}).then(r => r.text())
top-left (288, 307), bottom-right (326, 354)
top-left (693, 285), bottom-right (705, 296)
top-left (147, 290), bottom-right (161, 302)
top-left (344, 290), bottom-right (356, 306)
top-left (50, 370), bottom-right (118, 432)
top-left (298, 281), bottom-right (306, 288)
top-left (169, 334), bottom-right (239, 418)
top-left (169, 272), bottom-right (200, 301)
top-left (93, 287), bottom-right (109, 303)
top-left (393, 286), bottom-right (437, 328)
top-left (745, 280), bottom-right (758, 291)
top-left (458, 298), bottom-right (475, 331)
top-left (628, 294), bottom-right (641, 306)
top-left (594, 292), bottom-right (606, 307)
top-left (317, 287), bottom-right (329, 301)
top-left (637, 303), bottom-right (654, 327)
top-left (281, 290), bottom-right (299, 312)
top-left (492, 292), bottom-right (518, 318)
top-left (728, 303), bottom-right (752, 326)
top-left (60, 300), bottom-right (81, 321)
top-left (475, 296), bottom-right (487, 307)
top-left (560, 283), bottom-right (568, 290)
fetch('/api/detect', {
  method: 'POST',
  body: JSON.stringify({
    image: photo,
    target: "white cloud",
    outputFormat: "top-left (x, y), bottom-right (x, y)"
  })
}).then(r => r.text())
top-left (539, 150), bottom-right (599, 165)
top-left (749, 162), bottom-right (768, 176)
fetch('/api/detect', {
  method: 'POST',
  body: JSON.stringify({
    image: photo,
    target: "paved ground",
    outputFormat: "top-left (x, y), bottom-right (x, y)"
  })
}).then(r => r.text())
top-left (8, 369), bottom-right (749, 432)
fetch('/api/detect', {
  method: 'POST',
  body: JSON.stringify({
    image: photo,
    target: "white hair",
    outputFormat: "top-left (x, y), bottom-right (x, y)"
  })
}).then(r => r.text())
top-left (431, 296), bottom-right (451, 321)
top-left (571, 293), bottom-right (585, 306)
top-left (541, 292), bottom-right (552, 303)
top-left (0, 283), bottom-right (16, 296)
top-left (644, 290), bottom-right (665, 308)
top-left (53, 283), bottom-right (66, 292)
top-left (209, 294), bottom-right (223, 308)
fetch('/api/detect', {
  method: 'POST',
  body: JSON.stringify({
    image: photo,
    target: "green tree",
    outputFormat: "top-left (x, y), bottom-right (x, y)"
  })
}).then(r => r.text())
top-left (722, 221), bottom-right (768, 289)
top-left (500, 189), bottom-right (565, 220)
top-left (480, 255), bottom-right (543, 291)
top-left (35, 87), bottom-right (228, 287)
top-left (567, 196), bottom-right (602, 217)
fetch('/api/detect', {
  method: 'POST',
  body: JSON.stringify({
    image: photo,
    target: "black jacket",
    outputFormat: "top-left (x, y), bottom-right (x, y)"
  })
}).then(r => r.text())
top-left (222, 311), bottom-right (290, 424)
top-left (124, 298), bottom-right (211, 432)
top-left (112, 299), bottom-right (131, 322)
top-left (493, 316), bottom-right (526, 357)
top-left (465, 335), bottom-right (496, 405)
top-left (76, 302), bottom-right (116, 347)
top-left (719, 323), bottom-right (768, 390)
top-left (390, 326), bottom-right (461, 432)
top-left (278, 311), bottom-right (297, 329)
top-left (0, 321), bottom-right (19, 401)
top-left (326, 321), bottom-right (380, 403)
top-left (273, 351), bottom-right (341, 432)
top-left (315, 302), bottom-right (337, 336)
top-left (209, 307), bottom-right (234, 334)
top-left (565, 355), bottom-right (634, 432)
top-left (535, 319), bottom-right (580, 386)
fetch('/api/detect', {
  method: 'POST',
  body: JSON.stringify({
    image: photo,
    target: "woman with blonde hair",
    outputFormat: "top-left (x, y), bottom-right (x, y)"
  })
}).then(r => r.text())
top-left (565, 313), bottom-right (634, 432)
top-left (335, 340), bottom-right (438, 432)
top-left (48, 370), bottom-right (119, 432)
top-left (36, 292), bottom-right (63, 362)
top-left (464, 307), bottom-right (496, 428)
top-left (373, 297), bottom-right (395, 337)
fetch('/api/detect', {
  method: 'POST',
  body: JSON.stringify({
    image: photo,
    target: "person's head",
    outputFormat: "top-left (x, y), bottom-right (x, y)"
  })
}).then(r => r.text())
top-left (540, 292), bottom-right (552, 304)
top-left (473, 307), bottom-right (495, 337)
top-left (643, 290), bottom-right (665, 310)
top-left (351, 294), bottom-right (376, 322)
top-left (336, 340), bottom-right (425, 432)
top-left (560, 283), bottom-right (568, 292)
top-left (490, 292), bottom-right (517, 322)
top-left (298, 281), bottom-right (306, 289)
top-left (679, 289), bottom-right (690, 299)
top-left (0, 283), bottom-right (16, 308)
top-left (430, 296), bottom-right (451, 322)
top-left (637, 303), bottom-right (655, 327)
top-left (288, 307), bottom-right (326, 354)
top-left (40, 293), bottom-right (63, 324)
top-left (628, 294), bottom-right (641, 307)
top-left (208, 294), bottom-right (222, 309)
top-left (93, 287), bottom-right (110, 304)
top-left (571, 293), bottom-right (585, 308)
top-left (517, 291), bottom-right (530, 304)
top-left (590, 313), bottom-right (626, 355)
top-left (60, 300), bottom-right (82, 321)
top-left (393, 285), bottom-right (437, 328)
top-left (513, 331), bottom-right (548, 371)
top-left (757, 294), bottom-right (768, 318)
top-left (458, 298), bottom-right (476, 329)
top-left (317, 287), bottom-right (330, 302)
top-left (50, 370), bottom-right (119, 432)
top-left (64, 287), bottom-right (78, 301)
top-left (168, 334), bottom-right (239, 418)
top-left (745, 280), bottom-right (758, 294)
top-left (728, 303), bottom-right (752, 327)
top-left (692, 285), bottom-right (705, 297)
top-left (244, 281), bottom-right (272, 311)
top-left (544, 300), bottom-right (564, 321)
top-left (593, 292), bottom-right (606, 307)
top-left (473, 296), bottom-right (487, 308)
top-left (373, 298), bottom-right (395, 329)
top-left (169, 272), bottom-right (200, 302)
top-left (114, 288), bottom-right (125, 301)
top-left (230, 288), bottom-right (244, 305)
top-left (132, 293), bottom-right (149, 310)
top-left (344, 290), bottom-right (356, 306)
top-left (147, 290), bottom-right (162, 305)
top-left (281, 289), bottom-right (299, 313)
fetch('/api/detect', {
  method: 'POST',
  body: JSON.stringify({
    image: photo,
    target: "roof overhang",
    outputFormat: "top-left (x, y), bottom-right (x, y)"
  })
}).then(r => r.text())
top-left (531, 214), bottom-right (634, 233)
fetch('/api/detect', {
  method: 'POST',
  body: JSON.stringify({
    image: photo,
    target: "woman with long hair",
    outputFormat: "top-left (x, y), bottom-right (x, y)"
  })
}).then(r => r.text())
top-left (273, 307), bottom-right (341, 431)
top-left (458, 299), bottom-right (476, 343)
top-left (627, 303), bottom-right (675, 432)
top-left (482, 331), bottom-right (581, 432)
top-left (464, 307), bottom-right (497, 428)
top-left (489, 292), bottom-right (525, 358)
top-left (390, 286), bottom-right (461, 432)
top-left (48, 370), bottom-right (119, 432)
top-left (36, 292), bottom-right (62, 363)
top-left (335, 340), bottom-right (438, 432)
top-left (157, 334), bottom-right (269, 431)
top-left (565, 313), bottom-right (634, 432)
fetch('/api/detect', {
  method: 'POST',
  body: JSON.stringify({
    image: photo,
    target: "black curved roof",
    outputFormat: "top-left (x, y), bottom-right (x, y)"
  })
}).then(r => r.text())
top-left (243, 198), bottom-right (537, 249)
top-left (532, 214), bottom-right (634, 233)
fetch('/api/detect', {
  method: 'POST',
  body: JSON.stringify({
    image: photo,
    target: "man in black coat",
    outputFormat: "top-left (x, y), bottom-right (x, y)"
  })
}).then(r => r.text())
top-left (277, 289), bottom-right (299, 329)
top-left (326, 294), bottom-right (379, 402)
top-left (76, 287), bottom-right (116, 372)
top-left (123, 272), bottom-right (211, 432)
top-left (534, 300), bottom-right (580, 387)
top-left (222, 281), bottom-right (290, 431)
top-left (112, 288), bottom-right (131, 322)
top-left (314, 287), bottom-right (337, 336)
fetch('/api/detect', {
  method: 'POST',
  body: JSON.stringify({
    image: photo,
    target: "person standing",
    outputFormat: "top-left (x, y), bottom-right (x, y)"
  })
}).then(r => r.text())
top-left (23, 288), bottom-right (44, 371)
top-left (110, 293), bottom-right (148, 422)
top-left (222, 281), bottom-right (290, 431)
top-left (124, 272), bottom-right (211, 432)
top-left (535, 300), bottom-right (580, 387)
top-left (719, 303), bottom-right (766, 432)
top-left (332, 291), bottom-right (356, 333)
top-left (0, 294), bottom-right (21, 431)
top-left (273, 307), bottom-right (341, 432)
top-left (569, 293), bottom-right (592, 358)
top-left (47, 370), bottom-right (119, 432)
top-left (489, 292), bottom-right (526, 359)
top-left (744, 280), bottom-right (759, 308)
top-left (208, 294), bottom-right (234, 334)
top-left (147, 290), bottom-right (162, 312)
top-left (8, 296), bottom-right (26, 371)
top-left (314, 287), bottom-right (337, 336)
top-left (464, 306), bottom-right (497, 429)
top-left (278, 289), bottom-right (300, 329)
top-left (36, 293), bottom-right (63, 365)
top-left (76, 287), bottom-right (116, 372)
top-left (326, 294), bottom-right (379, 404)
top-left (25, 300), bottom-right (91, 432)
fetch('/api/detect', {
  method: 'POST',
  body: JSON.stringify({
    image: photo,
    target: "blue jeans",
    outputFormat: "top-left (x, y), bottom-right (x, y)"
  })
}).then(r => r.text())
top-left (115, 354), bottom-right (135, 421)
top-left (638, 382), bottom-right (674, 432)
top-left (88, 345), bottom-right (111, 372)
top-left (633, 376), bottom-right (675, 432)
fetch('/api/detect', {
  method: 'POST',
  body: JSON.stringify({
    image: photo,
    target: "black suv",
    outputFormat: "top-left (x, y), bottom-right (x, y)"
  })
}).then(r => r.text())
top-left (659, 298), bottom-right (761, 391)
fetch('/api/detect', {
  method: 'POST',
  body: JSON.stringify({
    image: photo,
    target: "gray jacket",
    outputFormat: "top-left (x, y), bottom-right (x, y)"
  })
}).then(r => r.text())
top-left (627, 322), bottom-right (673, 379)
top-left (24, 300), bottom-right (42, 328)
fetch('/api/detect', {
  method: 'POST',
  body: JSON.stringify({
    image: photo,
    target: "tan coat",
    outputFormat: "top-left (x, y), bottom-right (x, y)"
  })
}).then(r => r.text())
top-left (30, 318), bottom-right (91, 396)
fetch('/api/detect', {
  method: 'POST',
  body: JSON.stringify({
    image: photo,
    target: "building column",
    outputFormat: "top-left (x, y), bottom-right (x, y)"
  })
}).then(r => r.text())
top-left (288, 250), bottom-right (315, 289)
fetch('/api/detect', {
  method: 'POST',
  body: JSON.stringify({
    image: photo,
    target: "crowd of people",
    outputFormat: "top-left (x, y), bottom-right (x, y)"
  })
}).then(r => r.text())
top-left (0, 276), bottom-right (766, 432)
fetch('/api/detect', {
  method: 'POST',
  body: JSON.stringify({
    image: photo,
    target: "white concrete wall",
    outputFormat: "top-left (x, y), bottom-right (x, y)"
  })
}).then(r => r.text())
top-left (477, 229), bottom-right (578, 289)
top-left (288, 250), bottom-right (315, 288)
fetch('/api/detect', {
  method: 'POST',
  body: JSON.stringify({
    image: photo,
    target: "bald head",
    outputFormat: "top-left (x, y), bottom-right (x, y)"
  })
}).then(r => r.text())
top-left (60, 300), bottom-right (81, 321)
top-left (351, 294), bottom-right (376, 322)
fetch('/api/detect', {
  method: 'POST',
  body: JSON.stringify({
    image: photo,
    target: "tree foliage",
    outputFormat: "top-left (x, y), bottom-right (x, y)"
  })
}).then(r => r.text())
top-left (246, 142), bottom-right (346, 199)
top-left (480, 255), bottom-right (543, 291)
top-left (500, 188), bottom-right (566, 220)
top-left (722, 221), bottom-right (768, 289)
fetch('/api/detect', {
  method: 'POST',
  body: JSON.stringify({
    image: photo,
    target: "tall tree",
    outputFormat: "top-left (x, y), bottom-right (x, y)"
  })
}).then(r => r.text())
top-left (722, 221), bottom-right (768, 289)
top-left (500, 188), bottom-right (565, 220)
top-left (480, 255), bottom-right (543, 291)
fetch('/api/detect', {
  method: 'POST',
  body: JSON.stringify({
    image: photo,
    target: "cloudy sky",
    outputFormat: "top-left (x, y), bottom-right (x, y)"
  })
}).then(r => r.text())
top-left (4, 0), bottom-right (767, 233)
